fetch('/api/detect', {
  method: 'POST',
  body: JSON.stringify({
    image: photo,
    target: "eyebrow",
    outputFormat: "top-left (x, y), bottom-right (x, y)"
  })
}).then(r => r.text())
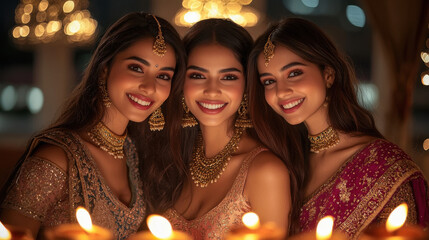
top-left (126, 56), bottom-right (175, 72)
top-left (187, 65), bottom-right (242, 73)
top-left (259, 61), bottom-right (306, 77)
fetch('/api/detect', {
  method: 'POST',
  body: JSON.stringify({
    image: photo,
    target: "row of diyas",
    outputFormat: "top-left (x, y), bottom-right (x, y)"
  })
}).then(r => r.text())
top-left (288, 203), bottom-right (427, 240)
top-left (1, 203), bottom-right (426, 240)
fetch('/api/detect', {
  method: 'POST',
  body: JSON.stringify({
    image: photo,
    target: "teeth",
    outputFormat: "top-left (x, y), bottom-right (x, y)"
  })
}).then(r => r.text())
top-left (198, 102), bottom-right (225, 110)
top-left (282, 98), bottom-right (304, 109)
top-left (128, 94), bottom-right (151, 106)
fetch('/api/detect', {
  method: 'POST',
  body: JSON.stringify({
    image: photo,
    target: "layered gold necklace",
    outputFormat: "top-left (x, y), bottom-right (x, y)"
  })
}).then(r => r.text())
top-left (190, 127), bottom-right (244, 187)
top-left (87, 122), bottom-right (127, 159)
top-left (308, 126), bottom-right (340, 153)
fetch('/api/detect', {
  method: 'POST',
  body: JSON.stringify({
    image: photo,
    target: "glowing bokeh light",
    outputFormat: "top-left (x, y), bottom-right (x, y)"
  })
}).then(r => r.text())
top-left (346, 5), bottom-right (366, 27)
top-left (27, 87), bottom-right (44, 114)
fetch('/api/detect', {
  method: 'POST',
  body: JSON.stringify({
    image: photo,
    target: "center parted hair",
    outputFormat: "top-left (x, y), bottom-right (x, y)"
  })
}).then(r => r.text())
top-left (156, 18), bottom-right (255, 213)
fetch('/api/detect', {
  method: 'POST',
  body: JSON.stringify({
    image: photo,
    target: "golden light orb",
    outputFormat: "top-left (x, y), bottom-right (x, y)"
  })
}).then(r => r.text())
top-left (12, 26), bottom-right (21, 38)
top-left (23, 4), bottom-right (33, 14)
top-left (20, 25), bottom-right (30, 37)
top-left (66, 20), bottom-right (81, 35)
top-left (35, 24), bottom-right (45, 37)
top-left (63, 0), bottom-right (75, 13)
top-left (21, 13), bottom-right (31, 24)
top-left (46, 20), bottom-right (61, 34)
top-left (36, 11), bottom-right (47, 22)
top-left (422, 72), bottom-right (429, 86)
top-left (184, 11), bottom-right (201, 24)
top-left (38, 0), bottom-right (49, 11)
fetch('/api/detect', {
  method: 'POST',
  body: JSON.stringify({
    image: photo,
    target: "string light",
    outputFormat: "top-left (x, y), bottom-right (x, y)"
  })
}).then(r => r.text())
top-left (174, 0), bottom-right (259, 27)
top-left (12, 0), bottom-right (97, 45)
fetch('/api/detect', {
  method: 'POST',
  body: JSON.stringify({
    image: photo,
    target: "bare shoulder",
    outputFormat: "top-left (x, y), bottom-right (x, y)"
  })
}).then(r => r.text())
top-left (248, 149), bottom-right (290, 182)
top-left (32, 143), bottom-right (68, 172)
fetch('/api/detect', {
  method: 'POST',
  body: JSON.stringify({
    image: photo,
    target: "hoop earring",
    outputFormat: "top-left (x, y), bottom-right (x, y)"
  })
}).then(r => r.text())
top-left (99, 78), bottom-right (111, 108)
top-left (149, 107), bottom-right (165, 131)
top-left (235, 93), bottom-right (253, 129)
top-left (181, 96), bottom-right (198, 128)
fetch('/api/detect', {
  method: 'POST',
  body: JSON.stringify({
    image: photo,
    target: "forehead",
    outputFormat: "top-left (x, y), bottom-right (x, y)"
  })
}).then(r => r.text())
top-left (187, 43), bottom-right (242, 68)
top-left (117, 37), bottom-right (176, 63)
top-left (257, 44), bottom-right (305, 69)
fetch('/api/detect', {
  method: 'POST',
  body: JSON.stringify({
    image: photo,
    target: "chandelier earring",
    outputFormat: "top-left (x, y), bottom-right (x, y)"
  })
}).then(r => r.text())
top-left (234, 93), bottom-right (253, 129)
top-left (149, 107), bottom-right (165, 131)
top-left (99, 77), bottom-right (111, 108)
top-left (181, 95), bottom-right (198, 128)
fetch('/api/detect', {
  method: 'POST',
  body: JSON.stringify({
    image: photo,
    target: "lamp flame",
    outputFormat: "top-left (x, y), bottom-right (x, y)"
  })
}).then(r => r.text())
top-left (76, 206), bottom-right (93, 233)
top-left (386, 203), bottom-right (408, 232)
top-left (0, 222), bottom-right (11, 240)
top-left (147, 214), bottom-right (173, 239)
top-left (242, 212), bottom-right (260, 230)
top-left (316, 216), bottom-right (334, 240)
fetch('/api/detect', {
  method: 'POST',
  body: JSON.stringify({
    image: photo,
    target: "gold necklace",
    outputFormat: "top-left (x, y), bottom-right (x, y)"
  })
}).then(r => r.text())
top-left (190, 127), bottom-right (244, 187)
top-left (87, 122), bottom-right (127, 159)
top-left (308, 126), bottom-right (340, 153)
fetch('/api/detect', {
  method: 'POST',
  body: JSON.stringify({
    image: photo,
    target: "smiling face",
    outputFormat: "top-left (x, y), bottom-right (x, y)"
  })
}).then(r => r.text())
top-left (105, 37), bottom-right (176, 124)
top-left (257, 44), bottom-right (334, 131)
top-left (183, 43), bottom-right (245, 128)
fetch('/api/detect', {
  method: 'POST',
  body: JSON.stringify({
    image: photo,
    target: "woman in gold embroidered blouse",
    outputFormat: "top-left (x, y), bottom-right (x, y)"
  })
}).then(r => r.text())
top-left (161, 19), bottom-right (291, 240)
top-left (247, 18), bottom-right (429, 239)
top-left (0, 12), bottom-right (185, 240)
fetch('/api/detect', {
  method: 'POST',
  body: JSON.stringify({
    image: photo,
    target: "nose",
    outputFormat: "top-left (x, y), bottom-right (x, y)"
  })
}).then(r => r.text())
top-left (203, 78), bottom-right (221, 97)
top-left (276, 80), bottom-right (293, 98)
top-left (139, 74), bottom-right (156, 94)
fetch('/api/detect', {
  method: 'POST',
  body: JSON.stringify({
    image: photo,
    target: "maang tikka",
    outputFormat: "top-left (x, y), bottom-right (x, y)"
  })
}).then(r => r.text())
top-left (151, 15), bottom-right (167, 57)
top-left (264, 32), bottom-right (275, 66)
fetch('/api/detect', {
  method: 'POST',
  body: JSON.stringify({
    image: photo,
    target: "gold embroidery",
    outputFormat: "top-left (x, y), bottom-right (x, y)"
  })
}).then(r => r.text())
top-left (336, 180), bottom-right (351, 203)
top-left (2, 130), bottom-right (146, 240)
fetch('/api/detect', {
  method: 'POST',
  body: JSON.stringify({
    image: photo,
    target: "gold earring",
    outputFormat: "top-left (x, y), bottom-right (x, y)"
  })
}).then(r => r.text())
top-left (235, 93), bottom-right (253, 129)
top-left (99, 78), bottom-right (111, 108)
top-left (149, 107), bottom-right (165, 131)
top-left (181, 96), bottom-right (198, 128)
top-left (151, 15), bottom-right (167, 57)
top-left (323, 96), bottom-right (329, 107)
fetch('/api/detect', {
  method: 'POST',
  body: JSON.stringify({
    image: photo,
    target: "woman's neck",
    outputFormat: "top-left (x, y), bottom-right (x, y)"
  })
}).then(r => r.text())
top-left (101, 112), bottom-right (129, 135)
top-left (199, 124), bottom-right (235, 158)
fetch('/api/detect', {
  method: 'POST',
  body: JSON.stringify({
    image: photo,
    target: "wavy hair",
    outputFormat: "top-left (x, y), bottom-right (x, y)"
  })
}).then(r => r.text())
top-left (247, 17), bottom-right (383, 233)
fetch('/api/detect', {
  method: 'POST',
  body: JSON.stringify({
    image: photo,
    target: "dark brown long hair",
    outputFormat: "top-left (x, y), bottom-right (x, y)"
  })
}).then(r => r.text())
top-left (159, 18), bottom-right (255, 213)
top-left (0, 12), bottom-right (186, 207)
top-left (247, 17), bottom-right (383, 233)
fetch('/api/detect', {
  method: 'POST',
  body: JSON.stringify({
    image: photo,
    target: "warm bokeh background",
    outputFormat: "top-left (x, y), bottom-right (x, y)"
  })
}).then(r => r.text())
top-left (1, 0), bottom-right (428, 188)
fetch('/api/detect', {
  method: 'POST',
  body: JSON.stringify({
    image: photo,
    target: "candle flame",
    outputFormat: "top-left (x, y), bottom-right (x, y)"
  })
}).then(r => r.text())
top-left (147, 214), bottom-right (173, 239)
top-left (0, 222), bottom-right (11, 240)
top-left (386, 203), bottom-right (408, 232)
top-left (76, 206), bottom-right (93, 233)
top-left (242, 212), bottom-right (260, 230)
top-left (316, 216), bottom-right (334, 240)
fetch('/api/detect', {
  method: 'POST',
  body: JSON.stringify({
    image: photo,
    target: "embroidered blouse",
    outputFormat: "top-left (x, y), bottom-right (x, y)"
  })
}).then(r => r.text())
top-left (164, 147), bottom-right (267, 240)
top-left (1, 129), bottom-right (146, 240)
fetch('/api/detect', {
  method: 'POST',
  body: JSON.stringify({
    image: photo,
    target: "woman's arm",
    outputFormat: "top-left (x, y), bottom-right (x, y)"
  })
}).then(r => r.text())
top-left (245, 150), bottom-right (291, 235)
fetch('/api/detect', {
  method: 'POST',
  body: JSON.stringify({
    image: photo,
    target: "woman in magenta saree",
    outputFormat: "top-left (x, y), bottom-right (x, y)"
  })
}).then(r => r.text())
top-left (300, 139), bottom-right (428, 237)
top-left (247, 17), bottom-right (429, 239)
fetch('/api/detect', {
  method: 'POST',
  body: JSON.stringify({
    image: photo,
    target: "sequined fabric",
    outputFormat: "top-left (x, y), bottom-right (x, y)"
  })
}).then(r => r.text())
top-left (164, 147), bottom-right (267, 240)
top-left (1, 129), bottom-right (146, 240)
top-left (298, 139), bottom-right (429, 240)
